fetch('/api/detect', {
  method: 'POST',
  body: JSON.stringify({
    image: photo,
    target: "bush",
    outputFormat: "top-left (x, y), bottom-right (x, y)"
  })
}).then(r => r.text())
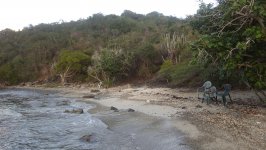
top-left (157, 61), bottom-right (202, 87)
top-left (98, 48), bottom-right (134, 81)
top-left (55, 50), bottom-right (91, 83)
top-left (159, 59), bottom-right (173, 72)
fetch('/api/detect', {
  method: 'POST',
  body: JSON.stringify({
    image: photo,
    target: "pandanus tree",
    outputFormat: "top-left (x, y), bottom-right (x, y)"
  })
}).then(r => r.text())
top-left (162, 32), bottom-right (187, 64)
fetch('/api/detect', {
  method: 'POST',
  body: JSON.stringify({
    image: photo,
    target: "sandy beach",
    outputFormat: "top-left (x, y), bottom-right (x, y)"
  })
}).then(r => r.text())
top-left (14, 84), bottom-right (266, 150)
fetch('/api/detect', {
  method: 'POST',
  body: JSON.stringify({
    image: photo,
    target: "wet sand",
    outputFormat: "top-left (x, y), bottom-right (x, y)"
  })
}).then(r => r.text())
top-left (87, 102), bottom-right (190, 150)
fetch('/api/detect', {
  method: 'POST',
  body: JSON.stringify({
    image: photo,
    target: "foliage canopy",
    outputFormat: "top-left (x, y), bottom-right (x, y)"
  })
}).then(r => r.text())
top-left (191, 0), bottom-right (266, 101)
top-left (55, 50), bottom-right (91, 83)
top-left (0, 11), bottom-right (187, 84)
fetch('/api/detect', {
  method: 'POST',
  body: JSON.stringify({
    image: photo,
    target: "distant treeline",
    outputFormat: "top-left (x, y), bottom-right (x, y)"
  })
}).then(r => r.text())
top-left (0, 10), bottom-right (195, 86)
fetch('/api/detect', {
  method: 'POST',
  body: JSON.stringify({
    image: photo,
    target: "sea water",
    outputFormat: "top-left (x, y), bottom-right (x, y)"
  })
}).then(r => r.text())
top-left (0, 88), bottom-right (107, 150)
top-left (0, 88), bottom-right (190, 150)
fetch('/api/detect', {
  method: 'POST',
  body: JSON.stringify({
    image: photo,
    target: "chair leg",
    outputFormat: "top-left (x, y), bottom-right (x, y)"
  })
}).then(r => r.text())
top-left (228, 94), bottom-right (233, 102)
top-left (222, 96), bottom-right (227, 107)
top-left (215, 96), bottom-right (218, 104)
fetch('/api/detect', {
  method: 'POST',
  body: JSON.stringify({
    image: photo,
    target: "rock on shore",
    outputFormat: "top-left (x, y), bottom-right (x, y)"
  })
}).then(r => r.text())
top-left (64, 108), bottom-right (84, 114)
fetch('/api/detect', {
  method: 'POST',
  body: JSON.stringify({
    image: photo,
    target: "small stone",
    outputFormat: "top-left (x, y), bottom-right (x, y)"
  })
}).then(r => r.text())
top-left (128, 108), bottom-right (135, 112)
top-left (83, 94), bottom-right (95, 98)
top-left (64, 108), bottom-right (84, 114)
top-left (195, 105), bottom-right (203, 108)
top-left (181, 106), bottom-right (187, 109)
top-left (91, 89), bottom-right (100, 93)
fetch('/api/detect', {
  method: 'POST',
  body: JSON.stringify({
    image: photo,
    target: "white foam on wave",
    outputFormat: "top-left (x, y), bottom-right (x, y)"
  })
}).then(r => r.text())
top-left (69, 101), bottom-right (95, 110)
top-left (87, 117), bottom-right (108, 128)
top-left (0, 89), bottom-right (41, 98)
top-left (0, 108), bottom-right (22, 120)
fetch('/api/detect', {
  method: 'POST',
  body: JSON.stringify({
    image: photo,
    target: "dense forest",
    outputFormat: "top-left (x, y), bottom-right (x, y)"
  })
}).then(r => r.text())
top-left (0, 10), bottom-right (195, 85)
top-left (0, 0), bottom-right (265, 100)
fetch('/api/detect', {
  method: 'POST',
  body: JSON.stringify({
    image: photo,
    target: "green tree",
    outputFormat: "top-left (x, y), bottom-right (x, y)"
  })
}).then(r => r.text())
top-left (0, 10), bottom-right (190, 85)
top-left (191, 0), bottom-right (266, 102)
top-left (88, 48), bottom-right (134, 86)
top-left (55, 50), bottom-right (91, 85)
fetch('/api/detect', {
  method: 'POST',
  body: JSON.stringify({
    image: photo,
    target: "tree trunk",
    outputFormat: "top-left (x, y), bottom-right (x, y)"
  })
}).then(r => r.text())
top-left (60, 74), bottom-right (66, 86)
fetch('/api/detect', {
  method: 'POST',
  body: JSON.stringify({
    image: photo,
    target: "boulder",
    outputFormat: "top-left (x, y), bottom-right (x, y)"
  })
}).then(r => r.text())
top-left (64, 108), bottom-right (84, 114)
top-left (80, 134), bottom-right (92, 142)
top-left (128, 108), bottom-right (135, 112)
top-left (110, 106), bottom-right (119, 112)
top-left (82, 94), bottom-right (95, 98)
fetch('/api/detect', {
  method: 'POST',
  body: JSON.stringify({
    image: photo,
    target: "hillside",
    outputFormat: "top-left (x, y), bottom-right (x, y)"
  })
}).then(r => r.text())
top-left (0, 1), bottom-right (265, 102)
top-left (0, 10), bottom-right (195, 86)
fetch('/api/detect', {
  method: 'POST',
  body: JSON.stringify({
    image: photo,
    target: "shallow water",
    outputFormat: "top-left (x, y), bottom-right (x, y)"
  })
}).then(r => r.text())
top-left (0, 88), bottom-right (190, 150)
top-left (0, 89), bottom-right (107, 150)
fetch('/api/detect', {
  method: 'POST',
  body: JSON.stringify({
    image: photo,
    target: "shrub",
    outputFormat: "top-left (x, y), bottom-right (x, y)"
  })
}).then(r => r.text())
top-left (55, 50), bottom-right (91, 84)
top-left (158, 61), bottom-right (202, 86)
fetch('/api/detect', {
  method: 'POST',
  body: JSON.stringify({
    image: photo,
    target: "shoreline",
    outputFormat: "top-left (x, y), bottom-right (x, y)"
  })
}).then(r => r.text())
top-left (85, 100), bottom-right (192, 149)
top-left (7, 85), bottom-right (266, 150)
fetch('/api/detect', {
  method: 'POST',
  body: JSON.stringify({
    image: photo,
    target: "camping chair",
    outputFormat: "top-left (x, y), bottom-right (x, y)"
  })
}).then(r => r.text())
top-left (217, 84), bottom-right (232, 106)
top-left (197, 81), bottom-right (217, 105)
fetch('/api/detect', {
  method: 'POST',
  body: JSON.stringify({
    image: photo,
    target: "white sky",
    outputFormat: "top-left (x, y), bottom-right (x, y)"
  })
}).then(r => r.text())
top-left (0, 0), bottom-right (216, 31)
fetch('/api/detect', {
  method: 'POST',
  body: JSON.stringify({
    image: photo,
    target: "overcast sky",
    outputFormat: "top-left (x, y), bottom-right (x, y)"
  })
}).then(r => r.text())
top-left (0, 0), bottom-right (216, 31)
